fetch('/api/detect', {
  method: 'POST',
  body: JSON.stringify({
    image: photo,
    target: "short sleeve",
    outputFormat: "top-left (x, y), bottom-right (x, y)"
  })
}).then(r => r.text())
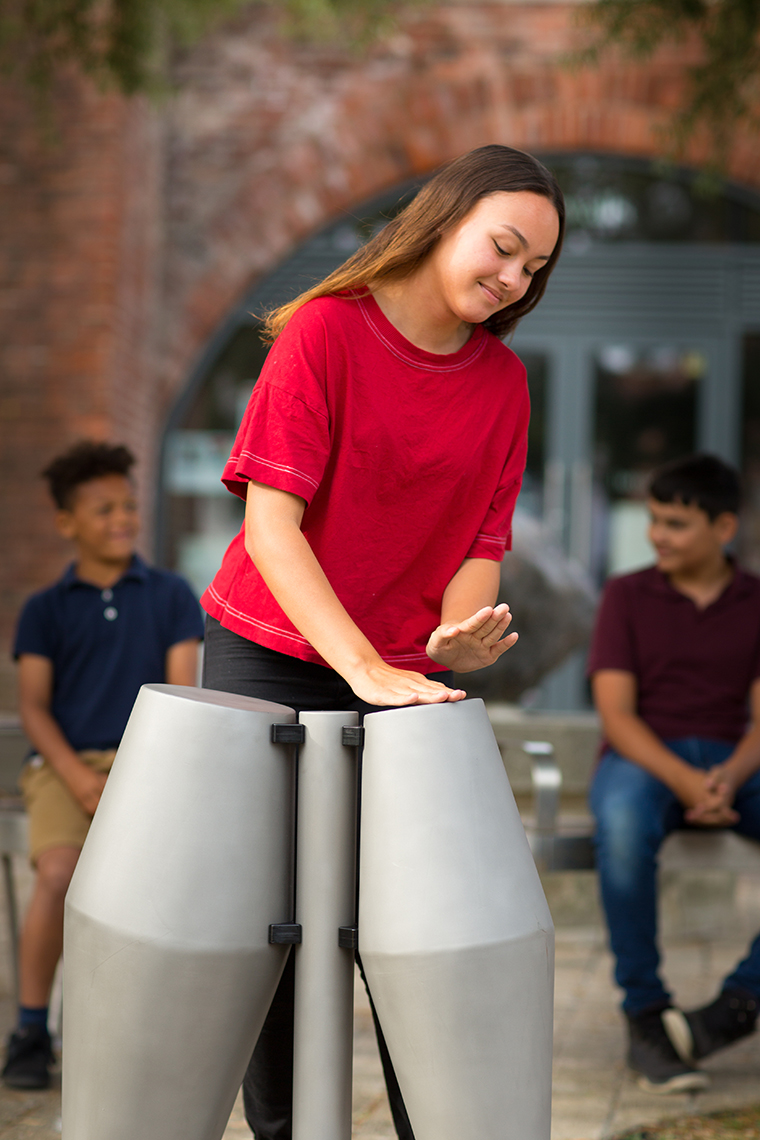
top-left (165, 576), bottom-right (205, 647)
top-left (465, 476), bottom-right (523, 560)
top-left (586, 578), bottom-right (636, 676)
top-left (13, 593), bottom-right (56, 661)
top-left (220, 308), bottom-right (331, 505)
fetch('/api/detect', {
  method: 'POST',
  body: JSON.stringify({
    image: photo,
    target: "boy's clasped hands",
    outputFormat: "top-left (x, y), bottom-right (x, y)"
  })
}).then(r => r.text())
top-left (682, 763), bottom-right (740, 827)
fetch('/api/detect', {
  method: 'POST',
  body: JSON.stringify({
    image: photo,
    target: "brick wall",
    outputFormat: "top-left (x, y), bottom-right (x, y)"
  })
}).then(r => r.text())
top-left (0, 71), bottom-right (164, 708)
top-left (1, 0), bottom-right (758, 710)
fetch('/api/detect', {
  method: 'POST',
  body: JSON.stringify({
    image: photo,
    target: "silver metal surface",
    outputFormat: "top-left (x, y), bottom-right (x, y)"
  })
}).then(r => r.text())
top-left (525, 741), bottom-right (562, 834)
top-left (62, 684), bottom-right (297, 1140)
top-left (522, 745), bottom-right (760, 873)
top-left (292, 711), bottom-right (358, 1140)
top-left (359, 699), bottom-right (555, 1140)
top-left (0, 806), bottom-right (28, 998)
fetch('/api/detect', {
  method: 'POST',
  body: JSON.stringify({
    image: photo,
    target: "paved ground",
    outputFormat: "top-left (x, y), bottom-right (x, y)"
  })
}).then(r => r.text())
top-left (2, 860), bottom-right (760, 1139)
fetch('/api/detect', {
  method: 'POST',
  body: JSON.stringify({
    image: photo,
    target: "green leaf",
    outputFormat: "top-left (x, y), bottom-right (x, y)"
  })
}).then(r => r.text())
top-left (0, 0), bottom-right (404, 102)
top-left (576, 0), bottom-right (760, 171)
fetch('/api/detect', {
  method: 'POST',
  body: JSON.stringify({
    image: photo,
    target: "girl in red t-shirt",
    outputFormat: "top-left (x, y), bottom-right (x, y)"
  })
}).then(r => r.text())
top-left (202, 144), bottom-right (564, 1140)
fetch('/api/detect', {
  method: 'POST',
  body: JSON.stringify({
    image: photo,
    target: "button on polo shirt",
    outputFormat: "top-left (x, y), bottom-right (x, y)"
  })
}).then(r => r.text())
top-left (14, 555), bottom-right (204, 751)
top-left (588, 564), bottom-right (760, 744)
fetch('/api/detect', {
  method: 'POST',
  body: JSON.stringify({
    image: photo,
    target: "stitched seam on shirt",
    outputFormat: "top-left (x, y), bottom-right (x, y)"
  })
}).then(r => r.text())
top-left (228, 452), bottom-right (319, 492)
top-left (205, 586), bottom-right (312, 646)
top-left (206, 585), bottom-right (433, 663)
top-left (474, 532), bottom-right (506, 545)
top-left (358, 298), bottom-right (488, 373)
top-left (256, 379), bottom-right (329, 421)
top-left (382, 652), bottom-right (434, 664)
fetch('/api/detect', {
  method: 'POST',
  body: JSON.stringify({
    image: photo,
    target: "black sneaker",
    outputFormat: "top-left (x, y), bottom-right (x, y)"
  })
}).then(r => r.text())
top-left (1, 1024), bottom-right (54, 1089)
top-left (626, 1006), bottom-right (709, 1094)
top-left (664, 987), bottom-right (759, 1063)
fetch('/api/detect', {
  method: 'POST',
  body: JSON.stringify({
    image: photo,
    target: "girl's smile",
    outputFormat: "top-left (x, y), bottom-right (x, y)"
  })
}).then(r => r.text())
top-left (479, 281), bottom-right (503, 305)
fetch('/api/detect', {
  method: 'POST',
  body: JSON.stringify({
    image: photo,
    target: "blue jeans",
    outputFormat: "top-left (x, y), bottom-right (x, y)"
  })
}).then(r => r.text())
top-left (589, 737), bottom-right (760, 1015)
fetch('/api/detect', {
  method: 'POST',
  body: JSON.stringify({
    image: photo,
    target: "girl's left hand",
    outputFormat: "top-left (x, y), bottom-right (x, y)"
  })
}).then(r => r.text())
top-left (426, 604), bottom-right (518, 673)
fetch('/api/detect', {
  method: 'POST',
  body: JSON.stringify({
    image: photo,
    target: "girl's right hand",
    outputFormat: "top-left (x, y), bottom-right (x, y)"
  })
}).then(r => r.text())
top-left (347, 660), bottom-right (466, 707)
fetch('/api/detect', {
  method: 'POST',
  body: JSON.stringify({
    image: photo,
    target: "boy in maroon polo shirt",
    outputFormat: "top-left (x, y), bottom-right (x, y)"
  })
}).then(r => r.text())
top-left (589, 454), bottom-right (760, 1093)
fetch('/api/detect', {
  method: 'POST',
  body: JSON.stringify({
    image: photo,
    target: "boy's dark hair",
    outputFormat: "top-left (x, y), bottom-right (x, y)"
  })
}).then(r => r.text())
top-left (648, 453), bottom-right (741, 520)
top-left (42, 441), bottom-right (135, 510)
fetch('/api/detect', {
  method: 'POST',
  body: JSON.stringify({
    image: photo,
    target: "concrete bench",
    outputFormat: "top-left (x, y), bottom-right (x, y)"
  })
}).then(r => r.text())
top-left (0, 717), bottom-right (29, 998)
top-left (481, 705), bottom-right (760, 877)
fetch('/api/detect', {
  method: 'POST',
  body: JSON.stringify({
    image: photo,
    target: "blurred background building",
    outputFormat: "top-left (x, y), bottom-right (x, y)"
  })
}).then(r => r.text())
top-left (1, 0), bottom-right (759, 712)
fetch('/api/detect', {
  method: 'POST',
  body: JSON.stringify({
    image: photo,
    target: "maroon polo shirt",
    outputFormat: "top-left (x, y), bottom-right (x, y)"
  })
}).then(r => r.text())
top-left (587, 564), bottom-right (760, 744)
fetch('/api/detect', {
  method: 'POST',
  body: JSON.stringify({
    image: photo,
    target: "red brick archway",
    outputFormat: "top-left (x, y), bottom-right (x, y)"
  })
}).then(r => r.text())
top-left (161, 1), bottom-right (760, 401)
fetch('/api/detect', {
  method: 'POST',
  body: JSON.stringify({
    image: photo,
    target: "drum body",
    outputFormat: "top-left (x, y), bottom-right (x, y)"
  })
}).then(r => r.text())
top-left (63, 684), bottom-right (296, 1140)
top-left (359, 699), bottom-right (554, 1140)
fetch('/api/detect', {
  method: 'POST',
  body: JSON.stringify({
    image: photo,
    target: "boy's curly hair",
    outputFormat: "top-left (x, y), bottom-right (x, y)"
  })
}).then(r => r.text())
top-left (42, 441), bottom-right (135, 510)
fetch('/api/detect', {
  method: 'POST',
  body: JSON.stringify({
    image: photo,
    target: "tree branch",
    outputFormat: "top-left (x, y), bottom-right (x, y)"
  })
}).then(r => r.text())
top-left (578, 0), bottom-right (760, 168)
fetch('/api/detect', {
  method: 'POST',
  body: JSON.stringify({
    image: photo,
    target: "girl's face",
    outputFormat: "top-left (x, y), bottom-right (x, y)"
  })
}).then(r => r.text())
top-left (428, 191), bottom-right (560, 327)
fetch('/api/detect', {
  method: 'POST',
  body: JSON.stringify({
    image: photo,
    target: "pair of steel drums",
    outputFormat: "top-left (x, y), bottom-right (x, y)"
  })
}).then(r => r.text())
top-left (62, 685), bottom-right (554, 1140)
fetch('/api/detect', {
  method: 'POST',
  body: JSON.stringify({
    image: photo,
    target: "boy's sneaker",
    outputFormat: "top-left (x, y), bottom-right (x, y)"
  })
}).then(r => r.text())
top-left (663, 987), bottom-right (759, 1063)
top-left (626, 1006), bottom-right (709, 1094)
top-left (1, 1024), bottom-right (54, 1089)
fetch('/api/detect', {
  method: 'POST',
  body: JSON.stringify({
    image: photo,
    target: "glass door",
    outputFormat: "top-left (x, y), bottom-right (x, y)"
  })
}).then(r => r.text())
top-left (160, 323), bottom-right (269, 597)
top-left (511, 331), bottom-right (726, 708)
top-left (514, 350), bottom-right (549, 521)
top-left (740, 334), bottom-right (760, 574)
top-left (591, 342), bottom-right (706, 583)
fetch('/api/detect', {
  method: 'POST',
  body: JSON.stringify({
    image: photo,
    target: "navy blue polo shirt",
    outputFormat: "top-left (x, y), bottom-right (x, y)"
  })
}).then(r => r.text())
top-left (14, 555), bottom-right (204, 750)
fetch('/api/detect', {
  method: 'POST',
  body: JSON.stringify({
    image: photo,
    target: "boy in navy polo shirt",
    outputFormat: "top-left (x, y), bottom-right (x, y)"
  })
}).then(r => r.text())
top-left (589, 454), bottom-right (760, 1094)
top-left (2, 441), bottom-right (204, 1089)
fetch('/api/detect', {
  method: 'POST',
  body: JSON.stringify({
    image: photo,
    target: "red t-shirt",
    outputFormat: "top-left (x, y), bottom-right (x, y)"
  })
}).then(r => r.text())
top-left (201, 293), bottom-right (529, 671)
top-left (587, 564), bottom-right (760, 744)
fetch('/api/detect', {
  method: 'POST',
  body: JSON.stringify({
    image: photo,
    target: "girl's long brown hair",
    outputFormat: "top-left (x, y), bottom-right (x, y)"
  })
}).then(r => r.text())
top-left (262, 145), bottom-right (565, 344)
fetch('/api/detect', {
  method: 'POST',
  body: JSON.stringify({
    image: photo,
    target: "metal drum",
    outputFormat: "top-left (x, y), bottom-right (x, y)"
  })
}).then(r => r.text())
top-left (359, 698), bottom-right (554, 1140)
top-left (63, 684), bottom-right (296, 1140)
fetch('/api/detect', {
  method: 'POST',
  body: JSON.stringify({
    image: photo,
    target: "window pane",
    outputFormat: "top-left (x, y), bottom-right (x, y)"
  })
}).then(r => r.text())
top-left (162, 323), bottom-right (269, 596)
top-left (515, 352), bottom-right (547, 520)
top-left (542, 154), bottom-right (760, 245)
top-left (593, 345), bottom-right (704, 580)
top-left (739, 334), bottom-right (760, 573)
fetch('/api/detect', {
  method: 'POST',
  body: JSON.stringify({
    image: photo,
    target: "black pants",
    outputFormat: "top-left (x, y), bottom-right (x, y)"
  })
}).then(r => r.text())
top-left (202, 616), bottom-right (453, 1140)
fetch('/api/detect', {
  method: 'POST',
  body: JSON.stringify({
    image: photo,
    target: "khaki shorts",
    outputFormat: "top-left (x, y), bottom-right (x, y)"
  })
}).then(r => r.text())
top-left (19, 749), bottom-right (117, 866)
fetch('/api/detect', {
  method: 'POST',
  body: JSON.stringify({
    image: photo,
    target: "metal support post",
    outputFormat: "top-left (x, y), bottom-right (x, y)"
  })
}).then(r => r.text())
top-left (292, 711), bottom-right (359, 1140)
